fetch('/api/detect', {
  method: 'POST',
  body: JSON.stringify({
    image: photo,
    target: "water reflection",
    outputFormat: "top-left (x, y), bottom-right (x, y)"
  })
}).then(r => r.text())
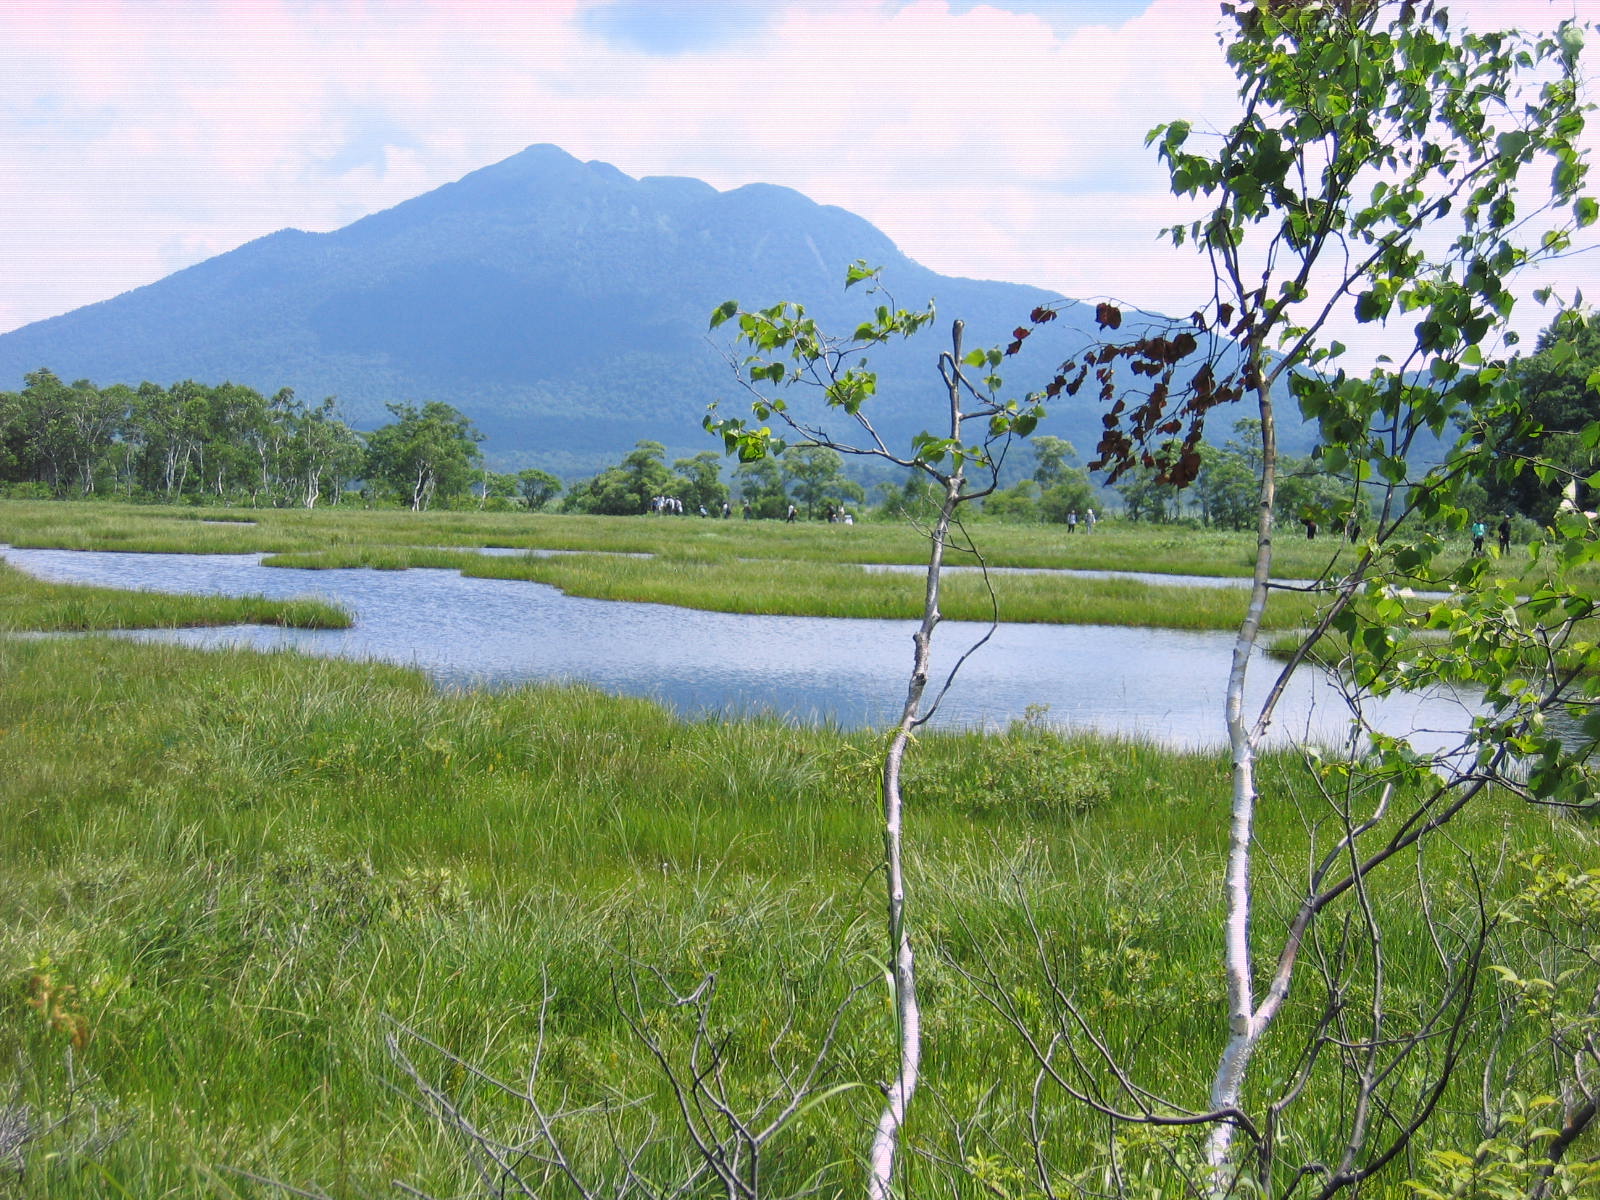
top-left (3, 547), bottom-right (1486, 751)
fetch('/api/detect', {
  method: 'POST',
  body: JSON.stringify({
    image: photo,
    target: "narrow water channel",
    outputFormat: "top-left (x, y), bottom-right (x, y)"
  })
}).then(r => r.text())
top-left (3, 547), bottom-right (1485, 751)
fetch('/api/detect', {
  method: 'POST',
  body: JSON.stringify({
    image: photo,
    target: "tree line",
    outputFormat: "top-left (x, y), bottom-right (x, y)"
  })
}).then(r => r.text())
top-left (1009, 313), bottom-right (1600, 532)
top-left (8, 306), bottom-right (1591, 523)
top-left (0, 369), bottom-right (879, 520)
top-left (0, 369), bottom-right (561, 512)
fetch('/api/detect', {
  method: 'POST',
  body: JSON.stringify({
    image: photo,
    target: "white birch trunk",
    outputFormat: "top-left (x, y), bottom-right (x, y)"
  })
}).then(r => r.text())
top-left (867, 320), bottom-right (967, 1200)
top-left (1206, 363), bottom-right (1278, 1185)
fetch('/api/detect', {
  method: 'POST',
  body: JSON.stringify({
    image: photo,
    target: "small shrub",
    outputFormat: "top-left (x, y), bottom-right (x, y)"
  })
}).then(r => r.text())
top-left (916, 710), bottom-right (1110, 820)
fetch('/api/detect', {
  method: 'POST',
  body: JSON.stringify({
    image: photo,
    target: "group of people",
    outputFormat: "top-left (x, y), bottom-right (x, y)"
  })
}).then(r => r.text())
top-left (1065, 508), bottom-right (1096, 533)
top-left (782, 503), bottom-right (853, 524)
top-left (650, 496), bottom-right (735, 519)
top-left (1471, 515), bottom-right (1514, 556)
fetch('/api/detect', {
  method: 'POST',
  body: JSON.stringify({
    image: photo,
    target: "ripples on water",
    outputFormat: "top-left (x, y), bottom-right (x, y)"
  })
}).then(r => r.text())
top-left (3, 546), bottom-right (1487, 751)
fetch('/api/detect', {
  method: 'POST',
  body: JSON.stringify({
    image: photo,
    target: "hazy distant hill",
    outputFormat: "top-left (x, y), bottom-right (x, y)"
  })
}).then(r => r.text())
top-left (0, 144), bottom-right (1280, 476)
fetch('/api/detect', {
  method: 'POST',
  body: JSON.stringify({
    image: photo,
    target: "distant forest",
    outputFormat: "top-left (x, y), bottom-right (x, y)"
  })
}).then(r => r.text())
top-left (0, 368), bottom-right (553, 512)
top-left (9, 311), bottom-right (1590, 525)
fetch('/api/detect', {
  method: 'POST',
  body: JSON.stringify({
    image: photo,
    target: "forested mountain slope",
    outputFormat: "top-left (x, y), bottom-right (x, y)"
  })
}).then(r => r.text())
top-left (0, 144), bottom-right (1148, 474)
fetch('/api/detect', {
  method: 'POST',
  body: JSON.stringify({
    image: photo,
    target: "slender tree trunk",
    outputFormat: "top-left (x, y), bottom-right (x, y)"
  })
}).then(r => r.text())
top-left (868, 320), bottom-right (967, 1200)
top-left (1207, 351), bottom-right (1278, 1186)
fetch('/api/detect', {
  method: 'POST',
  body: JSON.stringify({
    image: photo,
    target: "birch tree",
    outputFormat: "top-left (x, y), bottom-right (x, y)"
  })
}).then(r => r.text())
top-left (708, 265), bottom-right (1043, 1199)
top-left (382, 269), bottom-right (1043, 1200)
top-left (364, 401), bottom-right (484, 510)
top-left (986, 2), bottom-right (1600, 1194)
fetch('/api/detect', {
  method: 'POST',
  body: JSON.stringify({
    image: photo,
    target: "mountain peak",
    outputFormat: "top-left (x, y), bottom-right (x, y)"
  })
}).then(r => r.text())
top-left (0, 142), bottom-right (1093, 475)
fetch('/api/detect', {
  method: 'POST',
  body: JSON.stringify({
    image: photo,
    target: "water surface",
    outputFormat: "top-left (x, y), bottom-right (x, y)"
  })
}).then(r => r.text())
top-left (3, 547), bottom-right (1484, 751)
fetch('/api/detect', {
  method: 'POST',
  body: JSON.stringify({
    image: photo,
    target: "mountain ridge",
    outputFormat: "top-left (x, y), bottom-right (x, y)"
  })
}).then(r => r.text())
top-left (0, 143), bottom-right (1223, 476)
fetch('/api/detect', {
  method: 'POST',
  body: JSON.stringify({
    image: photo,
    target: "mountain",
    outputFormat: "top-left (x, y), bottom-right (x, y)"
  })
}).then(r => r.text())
top-left (0, 143), bottom-right (1242, 476)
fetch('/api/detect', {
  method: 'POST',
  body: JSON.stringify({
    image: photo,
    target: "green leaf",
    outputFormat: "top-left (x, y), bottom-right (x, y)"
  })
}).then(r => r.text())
top-left (844, 261), bottom-right (876, 288)
top-left (1496, 130), bottom-right (1531, 161)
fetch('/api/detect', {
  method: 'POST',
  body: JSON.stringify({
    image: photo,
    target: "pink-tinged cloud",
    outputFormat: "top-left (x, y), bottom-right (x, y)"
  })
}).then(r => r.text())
top-left (0, 0), bottom-right (1593, 369)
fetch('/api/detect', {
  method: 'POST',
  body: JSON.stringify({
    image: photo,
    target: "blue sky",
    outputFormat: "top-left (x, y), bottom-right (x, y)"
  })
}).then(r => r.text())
top-left (1, 0), bottom-right (1595, 369)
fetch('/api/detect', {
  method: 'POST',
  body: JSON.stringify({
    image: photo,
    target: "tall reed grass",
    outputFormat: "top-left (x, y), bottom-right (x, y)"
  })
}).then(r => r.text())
top-left (1, 624), bottom-right (1588, 1197)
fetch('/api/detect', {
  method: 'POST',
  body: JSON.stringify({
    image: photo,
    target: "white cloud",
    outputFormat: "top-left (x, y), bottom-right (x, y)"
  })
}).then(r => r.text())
top-left (0, 0), bottom-right (1594, 373)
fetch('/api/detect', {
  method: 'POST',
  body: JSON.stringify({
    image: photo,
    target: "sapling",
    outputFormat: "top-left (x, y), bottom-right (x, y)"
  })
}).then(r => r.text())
top-left (709, 266), bottom-right (1044, 1197)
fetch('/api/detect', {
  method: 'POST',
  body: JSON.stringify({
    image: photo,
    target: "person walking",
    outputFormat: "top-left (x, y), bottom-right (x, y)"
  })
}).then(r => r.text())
top-left (1497, 515), bottom-right (1512, 554)
top-left (1085, 508), bottom-right (1096, 534)
top-left (785, 503), bottom-right (798, 523)
top-left (1471, 518), bottom-right (1486, 556)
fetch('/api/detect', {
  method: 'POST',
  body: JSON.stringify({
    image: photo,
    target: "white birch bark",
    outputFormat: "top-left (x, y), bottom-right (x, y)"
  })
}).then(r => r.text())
top-left (867, 320), bottom-right (967, 1200)
top-left (1206, 361), bottom-right (1277, 1184)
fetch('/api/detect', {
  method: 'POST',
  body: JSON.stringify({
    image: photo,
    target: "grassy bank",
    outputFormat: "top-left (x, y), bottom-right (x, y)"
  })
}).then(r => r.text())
top-left (0, 498), bottom-right (1514, 582)
top-left (0, 560), bottom-right (349, 632)
top-left (0, 500), bottom-right (1371, 631)
top-left (260, 545), bottom-right (1328, 630)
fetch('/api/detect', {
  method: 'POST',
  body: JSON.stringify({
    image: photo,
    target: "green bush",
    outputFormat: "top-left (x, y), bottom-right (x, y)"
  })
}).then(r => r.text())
top-left (914, 709), bottom-right (1110, 819)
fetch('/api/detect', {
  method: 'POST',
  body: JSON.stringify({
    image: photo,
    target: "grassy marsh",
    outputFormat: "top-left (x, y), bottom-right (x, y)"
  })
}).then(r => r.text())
top-left (4, 501), bottom-right (1574, 637)
top-left (464, 550), bottom-right (1331, 628)
top-left (0, 497), bottom-right (1481, 580)
top-left (2, 501), bottom-right (1595, 1196)
top-left (1, 614), bottom-right (1592, 1195)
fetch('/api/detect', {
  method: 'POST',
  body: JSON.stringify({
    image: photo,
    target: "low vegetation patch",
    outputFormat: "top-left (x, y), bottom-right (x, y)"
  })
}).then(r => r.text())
top-left (0, 560), bottom-right (348, 631)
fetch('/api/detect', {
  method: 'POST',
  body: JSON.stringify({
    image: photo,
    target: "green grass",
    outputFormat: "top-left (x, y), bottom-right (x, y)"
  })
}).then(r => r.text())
top-left (0, 560), bottom-right (349, 631)
top-left (460, 550), bottom-right (1333, 628)
top-left (263, 543), bottom-right (1327, 629)
top-left (2, 623), bottom-right (1592, 1195)
top-left (3, 501), bottom-right (1596, 1196)
top-left (7, 500), bottom-right (1578, 636)
top-left (0, 497), bottom-right (1521, 580)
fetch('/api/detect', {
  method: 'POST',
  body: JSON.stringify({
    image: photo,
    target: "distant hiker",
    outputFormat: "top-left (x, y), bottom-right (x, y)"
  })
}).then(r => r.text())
top-left (786, 504), bottom-right (798, 523)
top-left (1497, 515), bottom-right (1511, 554)
top-left (743, 501), bottom-right (752, 519)
top-left (722, 500), bottom-right (732, 519)
top-left (843, 511), bottom-right (854, 525)
top-left (1302, 516), bottom-right (1317, 540)
top-left (1068, 510), bottom-right (1078, 533)
top-left (1346, 517), bottom-right (1361, 543)
top-left (698, 504), bottom-right (708, 518)
top-left (1471, 519), bottom-right (1486, 556)
top-left (1085, 508), bottom-right (1096, 533)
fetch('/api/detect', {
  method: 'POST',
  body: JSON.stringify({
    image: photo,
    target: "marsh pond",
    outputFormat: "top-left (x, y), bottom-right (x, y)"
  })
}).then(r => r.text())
top-left (5, 546), bottom-right (1486, 752)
